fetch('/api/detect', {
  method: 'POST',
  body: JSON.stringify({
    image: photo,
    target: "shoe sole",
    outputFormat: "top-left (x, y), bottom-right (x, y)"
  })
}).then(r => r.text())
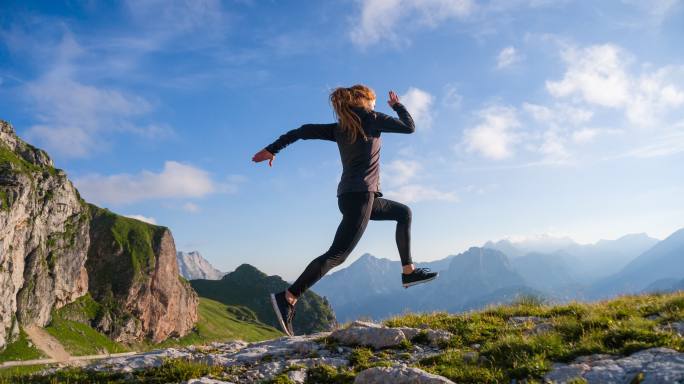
top-left (403, 273), bottom-right (438, 288)
top-left (270, 293), bottom-right (292, 337)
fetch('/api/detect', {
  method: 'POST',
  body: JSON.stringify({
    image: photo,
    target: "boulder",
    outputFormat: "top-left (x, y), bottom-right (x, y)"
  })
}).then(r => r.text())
top-left (330, 322), bottom-right (406, 349)
top-left (354, 366), bottom-right (455, 384)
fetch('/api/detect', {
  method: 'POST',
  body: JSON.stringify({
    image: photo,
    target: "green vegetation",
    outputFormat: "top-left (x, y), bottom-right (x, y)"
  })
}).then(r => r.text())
top-left (45, 294), bottom-right (129, 356)
top-left (86, 204), bottom-right (169, 336)
top-left (386, 292), bottom-right (684, 383)
top-left (88, 204), bottom-right (164, 288)
top-left (304, 365), bottom-right (355, 384)
top-left (135, 298), bottom-right (282, 350)
top-left (191, 264), bottom-right (337, 334)
top-left (0, 358), bottom-right (224, 384)
top-left (0, 329), bottom-right (45, 363)
top-left (0, 364), bottom-right (52, 380)
top-left (0, 189), bottom-right (9, 212)
top-left (0, 140), bottom-right (56, 176)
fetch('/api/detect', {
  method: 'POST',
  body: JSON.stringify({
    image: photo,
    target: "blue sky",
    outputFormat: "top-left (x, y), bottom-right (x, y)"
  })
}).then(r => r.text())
top-left (1, 0), bottom-right (683, 280)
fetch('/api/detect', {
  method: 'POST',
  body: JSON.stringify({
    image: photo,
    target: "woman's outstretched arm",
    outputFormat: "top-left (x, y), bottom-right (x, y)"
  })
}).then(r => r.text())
top-left (252, 123), bottom-right (336, 166)
top-left (376, 90), bottom-right (415, 134)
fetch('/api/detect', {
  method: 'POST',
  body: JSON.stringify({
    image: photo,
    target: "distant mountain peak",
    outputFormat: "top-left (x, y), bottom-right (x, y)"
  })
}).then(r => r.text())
top-left (176, 250), bottom-right (224, 280)
top-left (231, 263), bottom-right (269, 279)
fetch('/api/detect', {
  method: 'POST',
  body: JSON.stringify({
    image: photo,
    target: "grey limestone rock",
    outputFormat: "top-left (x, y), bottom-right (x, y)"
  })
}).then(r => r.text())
top-left (544, 347), bottom-right (684, 383)
top-left (0, 120), bottom-right (89, 349)
top-left (354, 365), bottom-right (455, 384)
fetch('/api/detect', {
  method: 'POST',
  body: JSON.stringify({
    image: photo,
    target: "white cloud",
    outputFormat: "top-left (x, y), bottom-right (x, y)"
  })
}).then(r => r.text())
top-left (21, 33), bottom-right (173, 157)
top-left (496, 46), bottom-right (520, 69)
top-left (384, 159), bottom-right (421, 186)
top-left (618, 129), bottom-right (684, 158)
top-left (124, 0), bottom-right (228, 44)
top-left (182, 202), bottom-right (200, 213)
top-left (523, 102), bottom-right (593, 126)
top-left (399, 87), bottom-right (434, 129)
top-left (571, 128), bottom-right (599, 144)
top-left (385, 184), bottom-right (459, 203)
top-left (546, 43), bottom-right (684, 127)
top-left (350, 0), bottom-right (474, 47)
top-left (124, 214), bottom-right (157, 224)
top-left (74, 161), bottom-right (223, 205)
top-left (621, 0), bottom-right (681, 26)
top-left (538, 130), bottom-right (569, 160)
top-left (442, 84), bottom-right (463, 109)
top-left (463, 106), bottom-right (520, 160)
top-left (546, 44), bottom-right (631, 108)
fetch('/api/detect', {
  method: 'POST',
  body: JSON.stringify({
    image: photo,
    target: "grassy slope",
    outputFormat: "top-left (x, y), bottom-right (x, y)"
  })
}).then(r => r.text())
top-left (136, 297), bottom-right (283, 350)
top-left (386, 292), bottom-right (684, 383)
top-left (44, 294), bottom-right (129, 356)
top-left (0, 329), bottom-right (45, 363)
top-left (191, 264), bottom-right (337, 335)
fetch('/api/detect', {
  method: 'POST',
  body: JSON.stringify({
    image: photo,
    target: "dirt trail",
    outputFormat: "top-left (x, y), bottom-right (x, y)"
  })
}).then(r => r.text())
top-left (23, 324), bottom-right (71, 362)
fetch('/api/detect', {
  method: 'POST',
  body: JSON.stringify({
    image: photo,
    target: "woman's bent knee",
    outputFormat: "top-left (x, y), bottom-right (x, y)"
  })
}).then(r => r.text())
top-left (400, 205), bottom-right (412, 224)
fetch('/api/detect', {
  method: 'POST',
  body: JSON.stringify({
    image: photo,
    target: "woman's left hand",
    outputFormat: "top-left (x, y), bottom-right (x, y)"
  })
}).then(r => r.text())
top-left (387, 90), bottom-right (400, 107)
top-left (252, 149), bottom-right (274, 167)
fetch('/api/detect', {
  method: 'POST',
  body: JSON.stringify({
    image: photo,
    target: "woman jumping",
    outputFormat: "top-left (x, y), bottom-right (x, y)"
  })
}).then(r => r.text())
top-left (252, 84), bottom-right (438, 336)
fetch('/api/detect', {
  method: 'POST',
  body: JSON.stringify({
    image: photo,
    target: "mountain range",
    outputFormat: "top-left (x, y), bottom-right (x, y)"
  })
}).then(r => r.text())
top-left (315, 229), bottom-right (683, 322)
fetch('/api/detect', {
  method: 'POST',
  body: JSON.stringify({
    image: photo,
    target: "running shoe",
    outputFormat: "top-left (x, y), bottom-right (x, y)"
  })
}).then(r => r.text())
top-left (270, 291), bottom-right (295, 336)
top-left (402, 267), bottom-right (439, 288)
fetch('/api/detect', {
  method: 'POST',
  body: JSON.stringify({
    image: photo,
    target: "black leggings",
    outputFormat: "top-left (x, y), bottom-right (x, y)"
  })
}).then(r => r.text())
top-left (288, 191), bottom-right (413, 298)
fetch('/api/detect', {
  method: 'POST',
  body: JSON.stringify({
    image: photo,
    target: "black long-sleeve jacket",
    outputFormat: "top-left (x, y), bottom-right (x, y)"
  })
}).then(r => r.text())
top-left (264, 103), bottom-right (415, 197)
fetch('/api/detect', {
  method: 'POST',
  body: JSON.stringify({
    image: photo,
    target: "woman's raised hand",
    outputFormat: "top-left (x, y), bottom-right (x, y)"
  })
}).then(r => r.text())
top-left (387, 90), bottom-right (400, 107)
top-left (252, 149), bottom-right (274, 167)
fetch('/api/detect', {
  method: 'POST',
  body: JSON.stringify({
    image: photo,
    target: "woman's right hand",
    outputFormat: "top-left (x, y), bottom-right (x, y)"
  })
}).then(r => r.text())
top-left (387, 90), bottom-right (400, 107)
top-left (252, 149), bottom-right (274, 167)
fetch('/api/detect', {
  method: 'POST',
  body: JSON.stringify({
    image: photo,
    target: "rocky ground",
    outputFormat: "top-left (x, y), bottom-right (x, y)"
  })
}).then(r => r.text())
top-left (31, 319), bottom-right (682, 384)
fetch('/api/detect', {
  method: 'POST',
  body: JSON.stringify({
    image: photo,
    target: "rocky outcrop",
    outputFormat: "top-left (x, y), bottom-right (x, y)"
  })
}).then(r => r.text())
top-left (544, 347), bottom-right (684, 383)
top-left (177, 251), bottom-right (225, 280)
top-left (0, 120), bottom-right (89, 349)
top-left (87, 206), bottom-right (198, 343)
top-left (82, 321), bottom-right (453, 383)
top-left (354, 366), bottom-right (455, 383)
top-left (0, 119), bottom-right (199, 350)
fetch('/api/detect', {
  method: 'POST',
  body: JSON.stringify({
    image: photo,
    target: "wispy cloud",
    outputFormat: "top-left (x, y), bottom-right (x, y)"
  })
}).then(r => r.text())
top-left (74, 161), bottom-right (234, 205)
top-left (546, 43), bottom-right (684, 127)
top-left (496, 46), bottom-right (521, 69)
top-left (182, 202), bottom-right (201, 213)
top-left (400, 87), bottom-right (434, 130)
top-left (350, 0), bottom-right (474, 47)
top-left (384, 159), bottom-right (422, 187)
top-left (385, 184), bottom-right (459, 203)
top-left (463, 105), bottom-right (520, 160)
top-left (124, 214), bottom-right (157, 225)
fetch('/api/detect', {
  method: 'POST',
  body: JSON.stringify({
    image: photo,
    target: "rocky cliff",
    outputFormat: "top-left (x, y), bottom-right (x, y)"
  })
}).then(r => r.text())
top-left (0, 120), bottom-right (89, 350)
top-left (0, 120), bottom-right (198, 349)
top-left (87, 206), bottom-right (198, 343)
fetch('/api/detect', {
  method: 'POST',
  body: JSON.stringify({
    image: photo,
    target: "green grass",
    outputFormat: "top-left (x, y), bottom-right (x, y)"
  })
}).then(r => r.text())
top-left (385, 291), bottom-right (684, 382)
top-left (45, 318), bottom-right (129, 356)
top-left (43, 294), bottom-right (129, 356)
top-left (88, 204), bottom-right (164, 287)
top-left (0, 364), bottom-right (52, 380)
top-left (135, 297), bottom-right (283, 350)
top-left (190, 264), bottom-right (337, 335)
top-left (0, 329), bottom-right (45, 363)
top-left (0, 358), bottom-right (224, 384)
